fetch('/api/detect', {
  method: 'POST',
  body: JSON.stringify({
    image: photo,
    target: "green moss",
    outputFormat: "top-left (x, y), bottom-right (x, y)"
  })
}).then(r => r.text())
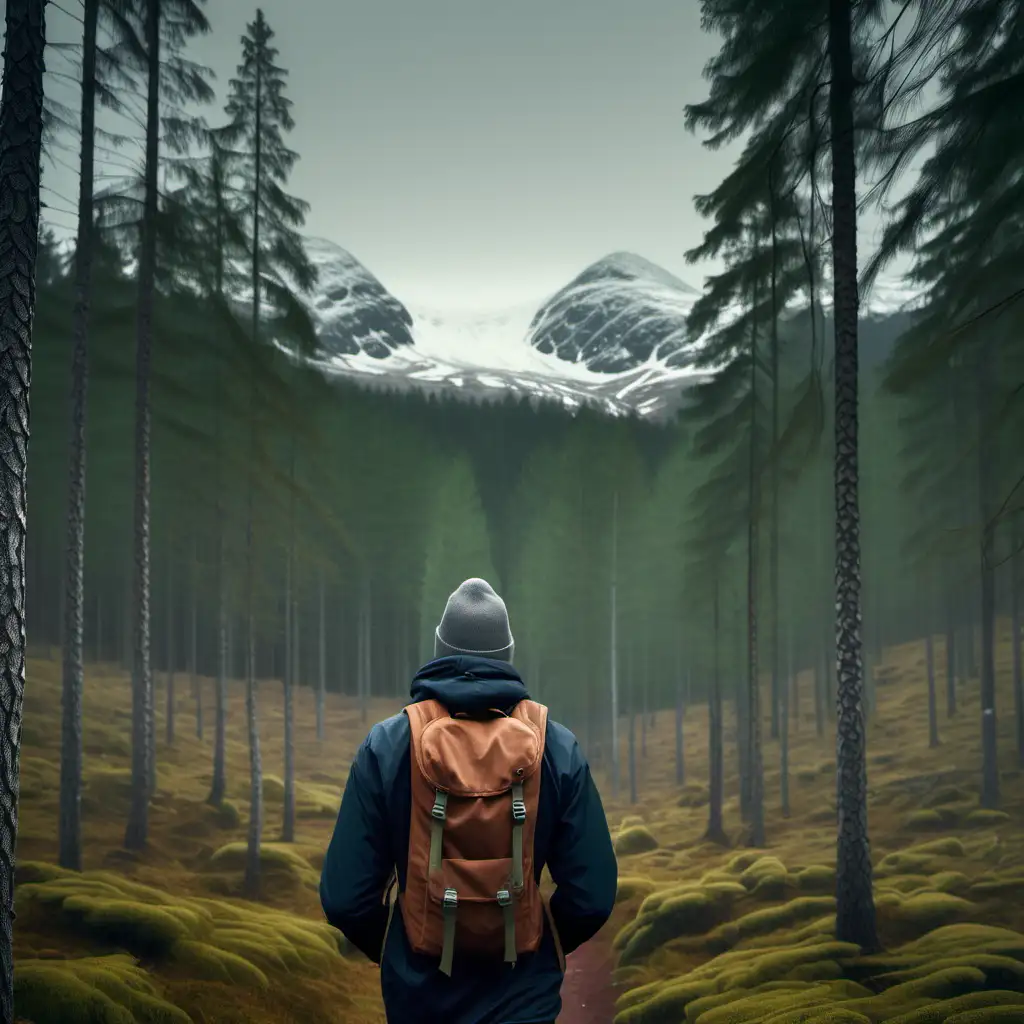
top-left (13, 964), bottom-right (136, 1024)
top-left (906, 838), bottom-right (966, 858)
top-left (905, 810), bottom-right (947, 832)
top-left (740, 856), bottom-right (789, 889)
top-left (57, 896), bottom-right (194, 955)
top-left (878, 852), bottom-right (937, 876)
top-left (891, 893), bottom-right (975, 932)
top-left (944, 1009), bottom-right (1024, 1024)
top-left (795, 866), bottom-right (835, 894)
top-left (677, 784), bottom-right (709, 808)
top-left (620, 814), bottom-right (646, 830)
top-left (965, 810), bottom-right (1011, 828)
top-left (14, 956), bottom-right (192, 1024)
top-left (968, 876), bottom-right (1024, 898)
top-left (620, 890), bottom-right (732, 964)
top-left (705, 898), bottom-right (836, 953)
top-left (886, 991), bottom-right (1024, 1024)
top-left (613, 977), bottom-right (716, 1023)
top-left (725, 852), bottom-right (762, 875)
top-left (931, 871), bottom-right (973, 896)
top-left (15, 860), bottom-right (72, 885)
top-left (878, 874), bottom-right (933, 895)
top-left (615, 826), bottom-right (659, 857)
top-left (169, 939), bottom-right (269, 989)
top-left (616, 876), bottom-right (658, 903)
top-left (210, 799), bottom-right (241, 829)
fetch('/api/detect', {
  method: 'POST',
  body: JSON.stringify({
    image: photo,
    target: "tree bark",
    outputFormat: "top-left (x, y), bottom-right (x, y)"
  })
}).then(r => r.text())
top-left (190, 551), bottom-right (201, 740)
top-left (829, 0), bottom-right (878, 952)
top-left (746, 318), bottom-right (765, 847)
top-left (207, 545), bottom-right (227, 805)
top-left (627, 646), bottom-right (637, 805)
top-left (125, 0), bottom-right (161, 851)
top-left (317, 568), bottom-right (325, 742)
top-left (781, 619), bottom-right (791, 818)
top-left (59, 0), bottom-right (98, 875)
top-left (165, 554), bottom-right (175, 747)
top-left (926, 631), bottom-right (938, 748)
top-left (243, 31), bottom-right (265, 899)
top-left (706, 579), bottom-right (726, 845)
top-left (977, 340), bottom-right (999, 809)
top-left (944, 596), bottom-right (957, 717)
top-left (1011, 516), bottom-right (1022, 769)
top-left (0, 0), bottom-right (46, 1008)
top-left (609, 491), bottom-right (620, 799)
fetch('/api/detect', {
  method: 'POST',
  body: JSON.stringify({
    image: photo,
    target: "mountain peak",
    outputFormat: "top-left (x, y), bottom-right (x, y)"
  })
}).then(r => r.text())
top-left (582, 251), bottom-right (699, 294)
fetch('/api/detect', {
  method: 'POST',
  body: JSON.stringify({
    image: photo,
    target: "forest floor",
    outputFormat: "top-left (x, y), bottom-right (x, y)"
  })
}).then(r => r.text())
top-left (11, 618), bottom-right (1024, 1024)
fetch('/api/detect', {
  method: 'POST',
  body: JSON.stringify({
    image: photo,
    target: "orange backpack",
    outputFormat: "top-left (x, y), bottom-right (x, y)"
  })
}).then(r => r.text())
top-left (398, 698), bottom-right (549, 975)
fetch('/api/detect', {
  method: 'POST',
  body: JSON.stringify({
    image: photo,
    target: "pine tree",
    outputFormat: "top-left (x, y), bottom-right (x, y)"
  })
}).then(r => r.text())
top-left (59, 0), bottom-right (100, 875)
top-left (0, 0), bottom-right (47, 1011)
top-left (119, 0), bottom-right (212, 852)
top-left (220, 8), bottom-right (316, 892)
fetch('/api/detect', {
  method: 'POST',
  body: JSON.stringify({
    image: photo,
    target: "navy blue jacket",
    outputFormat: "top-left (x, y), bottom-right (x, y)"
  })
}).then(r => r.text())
top-left (320, 656), bottom-right (617, 1024)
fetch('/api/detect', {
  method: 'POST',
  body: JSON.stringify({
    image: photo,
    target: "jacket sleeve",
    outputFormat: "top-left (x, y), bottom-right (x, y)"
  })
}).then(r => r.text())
top-left (319, 733), bottom-right (393, 963)
top-left (545, 742), bottom-right (617, 955)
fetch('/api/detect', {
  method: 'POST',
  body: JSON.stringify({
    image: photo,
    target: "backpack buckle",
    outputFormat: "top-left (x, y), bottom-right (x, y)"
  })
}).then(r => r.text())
top-left (512, 799), bottom-right (526, 823)
top-left (442, 888), bottom-right (458, 910)
top-left (432, 791), bottom-right (448, 821)
top-left (496, 889), bottom-right (512, 907)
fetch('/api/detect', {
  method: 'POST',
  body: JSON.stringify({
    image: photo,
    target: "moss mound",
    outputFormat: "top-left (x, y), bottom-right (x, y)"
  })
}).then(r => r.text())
top-left (617, 876), bottom-right (658, 903)
top-left (14, 955), bottom-right (192, 1024)
top-left (615, 826), bottom-right (659, 857)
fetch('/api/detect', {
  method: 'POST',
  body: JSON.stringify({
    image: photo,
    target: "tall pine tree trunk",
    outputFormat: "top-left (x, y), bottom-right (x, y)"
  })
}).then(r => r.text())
top-left (125, 0), bottom-right (161, 851)
top-left (359, 576), bottom-right (372, 724)
top-left (0, 0), bottom-right (46, 1005)
top-left (627, 646), bottom-right (637, 805)
top-left (190, 567), bottom-right (201, 740)
top-left (674, 650), bottom-right (685, 787)
top-left (165, 554), bottom-right (175, 747)
top-left (829, 0), bottom-right (877, 952)
top-left (781, 617), bottom-right (791, 818)
top-left (706, 579), bottom-right (726, 845)
top-left (768, 160), bottom-right (781, 743)
top-left (945, 594), bottom-right (958, 717)
top-left (208, 536), bottom-right (228, 805)
top-left (59, 0), bottom-right (98, 875)
top-left (977, 340), bottom-right (999, 809)
top-left (282, 461), bottom-right (295, 843)
top-left (746, 313), bottom-right (765, 847)
top-left (609, 491), bottom-right (620, 799)
top-left (243, 42), bottom-right (265, 899)
top-left (1012, 517), bottom-right (1023, 769)
top-left (317, 568), bottom-right (325, 742)
top-left (926, 629), bottom-right (938, 748)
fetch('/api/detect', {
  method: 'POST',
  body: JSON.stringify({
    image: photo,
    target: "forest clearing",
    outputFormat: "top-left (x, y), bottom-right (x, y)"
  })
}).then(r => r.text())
top-left (13, 614), bottom-right (1024, 1023)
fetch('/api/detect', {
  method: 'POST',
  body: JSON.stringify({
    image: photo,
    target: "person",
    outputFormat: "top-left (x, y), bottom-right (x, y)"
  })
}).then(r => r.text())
top-left (320, 578), bottom-right (617, 1024)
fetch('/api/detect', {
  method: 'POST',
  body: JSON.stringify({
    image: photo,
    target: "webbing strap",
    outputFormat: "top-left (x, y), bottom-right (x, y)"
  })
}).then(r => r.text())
top-left (440, 888), bottom-right (458, 976)
top-left (511, 781), bottom-right (526, 890)
top-left (429, 790), bottom-right (447, 874)
top-left (497, 888), bottom-right (516, 964)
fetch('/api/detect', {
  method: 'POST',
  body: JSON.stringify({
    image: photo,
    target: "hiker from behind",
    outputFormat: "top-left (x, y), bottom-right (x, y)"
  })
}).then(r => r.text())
top-left (320, 578), bottom-right (617, 1024)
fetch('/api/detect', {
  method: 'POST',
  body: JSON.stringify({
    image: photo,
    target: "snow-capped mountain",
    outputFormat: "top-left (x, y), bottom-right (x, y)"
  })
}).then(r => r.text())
top-left (527, 252), bottom-right (701, 373)
top-left (302, 238), bottom-right (920, 419)
top-left (304, 237), bottom-right (415, 359)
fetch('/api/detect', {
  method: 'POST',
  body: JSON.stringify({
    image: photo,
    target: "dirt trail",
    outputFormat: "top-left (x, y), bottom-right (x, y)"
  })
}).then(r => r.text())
top-left (557, 937), bottom-right (618, 1024)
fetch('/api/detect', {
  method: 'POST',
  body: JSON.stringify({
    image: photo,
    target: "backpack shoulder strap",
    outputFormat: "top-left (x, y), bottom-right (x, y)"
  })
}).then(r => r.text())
top-left (511, 699), bottom-right (549, 750)
top-left (404, 699), bottom-right (451, 872)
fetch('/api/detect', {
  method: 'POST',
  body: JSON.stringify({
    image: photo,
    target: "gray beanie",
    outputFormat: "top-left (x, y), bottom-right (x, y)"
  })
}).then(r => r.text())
top-left (434, 578), bottom-right (515, 662)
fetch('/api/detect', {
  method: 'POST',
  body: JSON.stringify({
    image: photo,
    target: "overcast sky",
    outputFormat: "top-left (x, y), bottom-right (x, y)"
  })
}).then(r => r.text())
top-left (34, 0), bottom-right (899, 309)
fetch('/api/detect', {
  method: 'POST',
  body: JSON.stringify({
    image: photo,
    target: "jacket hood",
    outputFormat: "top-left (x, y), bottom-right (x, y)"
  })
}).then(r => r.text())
top-left (409, 655), bottom-right (529, 714)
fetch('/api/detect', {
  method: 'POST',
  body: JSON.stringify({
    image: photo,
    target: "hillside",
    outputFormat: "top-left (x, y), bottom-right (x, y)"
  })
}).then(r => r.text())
top-left (12, 620), bottom-right (1024, 1023)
